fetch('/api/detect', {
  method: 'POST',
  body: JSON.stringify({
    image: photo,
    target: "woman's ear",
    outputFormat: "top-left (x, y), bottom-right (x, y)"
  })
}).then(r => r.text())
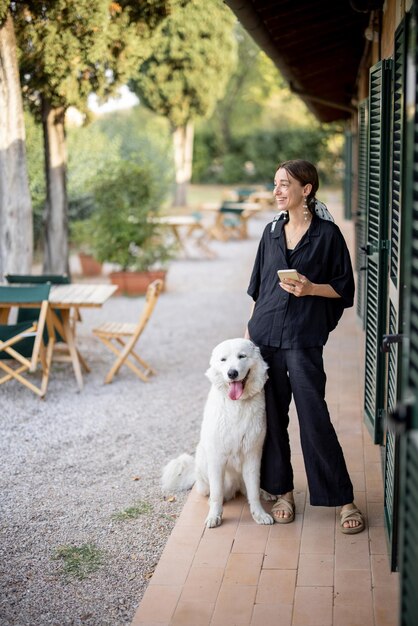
top-left (304, 183), bottom-right (312, 196)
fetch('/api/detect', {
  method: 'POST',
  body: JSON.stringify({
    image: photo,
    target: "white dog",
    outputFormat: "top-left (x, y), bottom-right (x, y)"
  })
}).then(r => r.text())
top-left (162, 338), bottom-right (273, 528)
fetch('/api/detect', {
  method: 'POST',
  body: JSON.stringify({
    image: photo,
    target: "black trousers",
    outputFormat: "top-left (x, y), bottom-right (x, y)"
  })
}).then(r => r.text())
top-left (259, 345), bottom-right (354, 507)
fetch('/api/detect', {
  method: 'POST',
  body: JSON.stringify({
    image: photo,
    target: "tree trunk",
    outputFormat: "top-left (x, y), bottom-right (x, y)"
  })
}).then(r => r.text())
top-left (41, 97), bottom-right (69, 274)
top-left (172, 121), bottom-right (194, 207)
top-left (0, 12), bottom-right (33, 280)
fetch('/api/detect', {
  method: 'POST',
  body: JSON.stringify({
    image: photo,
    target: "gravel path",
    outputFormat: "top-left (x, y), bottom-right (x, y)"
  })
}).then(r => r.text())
top-left (0, 215), bottom-right (268, 626)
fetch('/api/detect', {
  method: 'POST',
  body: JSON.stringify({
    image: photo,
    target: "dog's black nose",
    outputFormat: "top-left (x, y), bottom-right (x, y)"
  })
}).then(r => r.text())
top-left (227, 368), bottom-right (239, 380)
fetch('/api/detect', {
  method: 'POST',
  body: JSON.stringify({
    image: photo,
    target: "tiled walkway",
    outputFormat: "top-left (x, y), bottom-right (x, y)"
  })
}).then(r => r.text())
top-left (131, 205), bottom-right (400, 626)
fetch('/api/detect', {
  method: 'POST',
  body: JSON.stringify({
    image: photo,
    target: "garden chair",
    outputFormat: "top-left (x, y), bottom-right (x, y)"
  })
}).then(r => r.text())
top-left (0, 284), bottom-right (55, 398)
top-left (92, 279), bottom-right (163, 384)
top-left (216, 201), bottom-right (246, 240)
top-left (5, 273), bottom-right (70, 284)
top-left (5, 273), bottom-right (88, 373)
top-left (5, 273), bottom-right (71, 334)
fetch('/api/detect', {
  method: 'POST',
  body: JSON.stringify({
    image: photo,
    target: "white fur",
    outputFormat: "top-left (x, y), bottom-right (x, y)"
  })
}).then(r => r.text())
top-left (162, 338), bottom-right (273, 528)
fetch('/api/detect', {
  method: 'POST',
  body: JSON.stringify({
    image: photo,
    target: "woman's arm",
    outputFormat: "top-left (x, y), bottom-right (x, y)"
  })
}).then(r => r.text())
top-left (244, 301), bottom-right (256, 338)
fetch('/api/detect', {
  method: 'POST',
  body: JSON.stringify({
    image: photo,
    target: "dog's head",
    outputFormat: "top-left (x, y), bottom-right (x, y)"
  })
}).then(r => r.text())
top-left (206, 338), bottom-right (268, 401)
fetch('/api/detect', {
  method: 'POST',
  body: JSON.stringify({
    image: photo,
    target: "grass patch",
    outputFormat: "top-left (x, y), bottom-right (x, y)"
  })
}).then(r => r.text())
top-left (111, 500), bottom-right (153, 521)
top-left (53, 543), bottom-right (104, 580)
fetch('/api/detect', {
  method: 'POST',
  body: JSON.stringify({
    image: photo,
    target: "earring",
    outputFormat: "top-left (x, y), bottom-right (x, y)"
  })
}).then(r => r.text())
top-left (303, 197), bottom-right (309, 222)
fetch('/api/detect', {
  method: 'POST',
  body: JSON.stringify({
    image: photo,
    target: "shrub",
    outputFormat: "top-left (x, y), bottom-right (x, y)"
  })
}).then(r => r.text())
top-left (192, 127), bottom-right (334, 184)
top-left (88, 160), bottom-right (173, 271)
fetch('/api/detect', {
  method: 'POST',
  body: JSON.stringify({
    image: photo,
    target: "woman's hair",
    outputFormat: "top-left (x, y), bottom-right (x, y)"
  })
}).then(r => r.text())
top-left (277, 159), bottom-right (319, 214)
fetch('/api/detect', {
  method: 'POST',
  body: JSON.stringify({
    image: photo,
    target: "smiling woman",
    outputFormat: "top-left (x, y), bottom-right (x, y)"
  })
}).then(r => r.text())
top-left (245, 158), bottom-right (365, 533)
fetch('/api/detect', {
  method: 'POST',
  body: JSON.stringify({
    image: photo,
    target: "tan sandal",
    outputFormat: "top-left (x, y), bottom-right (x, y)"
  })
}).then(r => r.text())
top-left (271, 495), bottom-right (295, 524)
top-left (340, 505), bottom-right (365, 534)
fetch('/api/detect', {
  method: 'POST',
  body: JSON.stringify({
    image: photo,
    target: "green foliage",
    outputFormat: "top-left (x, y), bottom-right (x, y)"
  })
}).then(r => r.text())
top-left (95, 106), bottom-right (174, 194)
top-left (209, 25), bottom-right (286, 141)
top-left (191, 22), bottom-right (342, 186)
top-left (130, 0), bottom-right (237, 128)
top-left (24, 112), bottom-right (45, 249)
top-left (13, 0), bottom-right (174, 115)
top-left (25, 111), bottom-right (121, 247)
top-left (67, 122), bottom-right (122, 221)
top-left (24, 106), bottom-right (175, 252)
top-left (193, 127), bottom-right (332, 184)
top-left (16, 1), bottom-right (108, 112)
top-left (53, 543), bottom-right (104, 580)
top-left (0, 1), bottom-right (9, 23)
top-left (88, 160), bottom-right (172, 271)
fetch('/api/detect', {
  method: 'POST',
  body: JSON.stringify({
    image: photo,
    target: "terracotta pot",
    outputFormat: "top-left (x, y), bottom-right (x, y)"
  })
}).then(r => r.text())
top-left (109, 270), bottom-right (167, 296)
top-left (79, 253), bottom-right (102, 277)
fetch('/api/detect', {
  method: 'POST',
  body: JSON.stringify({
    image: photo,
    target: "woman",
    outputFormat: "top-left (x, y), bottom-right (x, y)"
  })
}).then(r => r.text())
top-left (245, 159), bottom-right (364, 533)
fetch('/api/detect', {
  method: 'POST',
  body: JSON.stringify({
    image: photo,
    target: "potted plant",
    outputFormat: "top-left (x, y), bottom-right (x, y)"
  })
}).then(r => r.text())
top-left (70, 219), bottom-right (103, 276)
top-left (89, 161), bottom-right (173, 295)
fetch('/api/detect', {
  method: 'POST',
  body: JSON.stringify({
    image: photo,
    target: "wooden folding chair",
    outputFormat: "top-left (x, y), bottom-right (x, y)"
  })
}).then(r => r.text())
top-left (0, 284), bottom-right (55, 398)
top-left (92, 279), bottom-right (163, 384)
top-left (5, 273), bottom-right (89, 374)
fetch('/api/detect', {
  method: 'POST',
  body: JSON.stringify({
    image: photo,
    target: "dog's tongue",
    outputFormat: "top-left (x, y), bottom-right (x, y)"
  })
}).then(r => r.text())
top-left (228, 381), bottom-right (244, 400)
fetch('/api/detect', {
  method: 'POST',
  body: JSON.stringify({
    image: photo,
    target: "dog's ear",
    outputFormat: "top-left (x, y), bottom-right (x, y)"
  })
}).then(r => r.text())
top-left (251, 345), bottom-right (269, 386)
top-left (252, 344), bottom-right (261, 357)
top-left (205, 365), bottom-right (219, 385)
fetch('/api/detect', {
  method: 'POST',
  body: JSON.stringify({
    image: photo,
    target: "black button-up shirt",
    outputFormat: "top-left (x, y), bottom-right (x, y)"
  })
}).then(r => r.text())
top-left (247, 215), bottom-right (354, 348)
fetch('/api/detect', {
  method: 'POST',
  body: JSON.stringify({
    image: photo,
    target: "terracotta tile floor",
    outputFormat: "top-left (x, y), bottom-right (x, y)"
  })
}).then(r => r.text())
top-left (131, 312), bottom-right (399, 625)
top-left (131, 207), bottom-right (400, 626)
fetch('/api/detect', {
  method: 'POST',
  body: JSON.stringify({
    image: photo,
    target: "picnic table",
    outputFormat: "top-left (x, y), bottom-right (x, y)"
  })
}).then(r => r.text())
top-left (49, 283), bottom-right (117, 389)
top-left (1, 283), bottom-right (117, 391)
top-left (151, 215), bottom-right (216, 258)
top-left (200, 201), bottom-right (265, 241)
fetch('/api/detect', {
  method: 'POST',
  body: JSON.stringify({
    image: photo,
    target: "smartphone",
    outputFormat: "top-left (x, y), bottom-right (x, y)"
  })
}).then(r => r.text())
top-left (277, 269), bottom-right (300, 282)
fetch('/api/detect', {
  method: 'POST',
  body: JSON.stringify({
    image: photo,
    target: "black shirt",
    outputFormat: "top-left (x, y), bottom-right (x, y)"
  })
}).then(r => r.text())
top-left (247, 215), bottom-right (354, 348)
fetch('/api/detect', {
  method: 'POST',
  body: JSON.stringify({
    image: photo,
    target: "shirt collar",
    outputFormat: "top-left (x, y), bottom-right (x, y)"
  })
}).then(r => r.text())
top-left (270, 214), bottom-right (321, 239)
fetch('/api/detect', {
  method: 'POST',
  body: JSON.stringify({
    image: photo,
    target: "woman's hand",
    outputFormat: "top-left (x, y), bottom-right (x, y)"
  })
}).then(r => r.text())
top-left (279, 273), bottom-right (341, 299)
top-left (279, 272), bottom-right (312, 297)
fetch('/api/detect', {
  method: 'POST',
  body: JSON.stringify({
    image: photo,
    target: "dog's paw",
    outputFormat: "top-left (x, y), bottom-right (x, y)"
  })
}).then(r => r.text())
top-left (252, 510), bottom-right (274, 525)
top-left (205, 514), bottom-right (223, 528)
top-left (260, 489), bottom-right (278, 502)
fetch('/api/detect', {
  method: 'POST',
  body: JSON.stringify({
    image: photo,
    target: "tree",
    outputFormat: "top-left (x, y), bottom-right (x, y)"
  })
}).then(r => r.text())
top-left (197, 25), bottom-right (316, 154)
top-left (13, 0), bottom-right (173, 273)
top-left (192, 24), bottom-right (327, 184)
top-left (209, 26), bottom-right (282, 146)
top-left (0, 3), bottom-right (33, 279)
top-left (130, 0), bottom-right (237, 207)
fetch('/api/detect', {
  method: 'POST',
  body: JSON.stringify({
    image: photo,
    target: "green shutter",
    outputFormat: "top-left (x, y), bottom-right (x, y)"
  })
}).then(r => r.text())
top-left (383, 17), bottom-right (408, 572)
top-left (384, 296), bottom-right (401, 571)
top-left (397, 5), bottom-right (418, 625)
top-left (383, 428), bottom-right (400, 572)
top-left (356, 99), bottom-right (369, 325)
top-left (402, 4), bottom-right (418, 401)
top-left (390, 21), bottom-right (406, 287)
top-left (343, 130), bottom-right (353, 220)
top-left (363, 60), bottom-right (393, 444)
top-left (399, 433), bottom-right (418, 625)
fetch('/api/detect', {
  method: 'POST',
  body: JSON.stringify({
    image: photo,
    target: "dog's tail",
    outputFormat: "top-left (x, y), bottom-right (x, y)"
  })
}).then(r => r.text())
top-left (161, 453), bottom-right (196, 493)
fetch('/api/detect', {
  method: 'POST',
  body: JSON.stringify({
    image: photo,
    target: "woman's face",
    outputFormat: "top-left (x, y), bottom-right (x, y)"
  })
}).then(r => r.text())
top-left (273, 168), bottom-right (310, 213)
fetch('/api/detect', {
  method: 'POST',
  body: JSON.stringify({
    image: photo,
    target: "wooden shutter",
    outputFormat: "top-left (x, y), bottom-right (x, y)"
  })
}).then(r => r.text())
top-left (343, 130), bottom-right (353, 220)
top-left (363, 60), bottom-right (393, 444)
top-left (356, 99), bottom-right (369, 325)
top-left (383, 18), bottom-right (408, 572)
top-left (398, 433), bottom-right (418, 626)
top-left (397, 5), bottom-right (418, 624)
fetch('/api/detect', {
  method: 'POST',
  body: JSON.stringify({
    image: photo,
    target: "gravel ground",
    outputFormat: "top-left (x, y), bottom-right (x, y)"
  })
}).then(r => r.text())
top-left (0, 214), bottom-right (269, 626)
